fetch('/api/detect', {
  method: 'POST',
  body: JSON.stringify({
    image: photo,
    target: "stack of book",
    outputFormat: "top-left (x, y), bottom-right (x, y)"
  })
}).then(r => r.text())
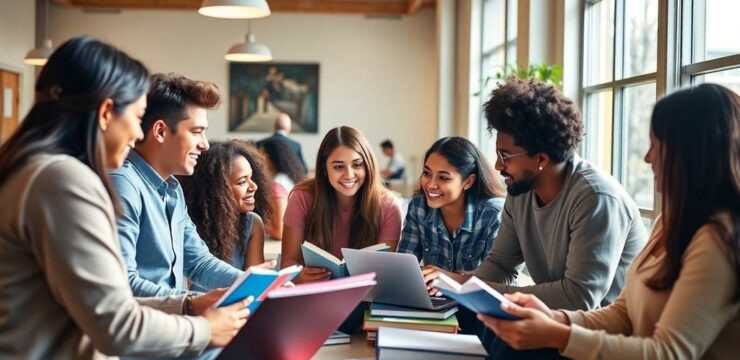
top-left (363, 303), bottom-right (459, 343)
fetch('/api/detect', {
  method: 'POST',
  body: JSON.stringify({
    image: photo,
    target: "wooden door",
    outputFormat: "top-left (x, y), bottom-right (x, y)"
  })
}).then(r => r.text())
top-left (0, 70), bottom-right (21, 144)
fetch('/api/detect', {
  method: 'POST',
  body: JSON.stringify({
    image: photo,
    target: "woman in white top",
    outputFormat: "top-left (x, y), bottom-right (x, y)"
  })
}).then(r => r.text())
top-left (257, 137), bottom-right (305, 239)
top-left (477, 83), bottom-right (740, 359)
top-left (0, 36), bottom-right (250, 359)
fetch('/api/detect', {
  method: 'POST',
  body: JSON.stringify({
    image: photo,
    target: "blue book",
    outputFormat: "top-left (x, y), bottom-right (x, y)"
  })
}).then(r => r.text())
top-left (212, 264), bottom-right (302, 314)
top-left (301, 242), bottom-right (389, 279)
top-left (432, 273), bottom-right (520, 320)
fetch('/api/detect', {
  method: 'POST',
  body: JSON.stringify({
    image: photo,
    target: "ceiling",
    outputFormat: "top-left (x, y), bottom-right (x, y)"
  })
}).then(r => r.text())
top-left (51, 0), bottom-right (437, 15)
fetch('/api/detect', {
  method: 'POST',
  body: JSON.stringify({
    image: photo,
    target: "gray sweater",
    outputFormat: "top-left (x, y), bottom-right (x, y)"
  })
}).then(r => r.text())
top-left (474, 155), bottom-right (647, 310)
top-left (0, 154), bottom-right (210, 359)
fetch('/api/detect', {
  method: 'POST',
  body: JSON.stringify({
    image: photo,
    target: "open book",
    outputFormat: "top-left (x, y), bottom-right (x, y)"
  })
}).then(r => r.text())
top-left (212, 264), bottom-right (302, 314)
top-left (432, 273), bottom-right (520, 320)
top-left (301, 241), bottom-right (389, 278)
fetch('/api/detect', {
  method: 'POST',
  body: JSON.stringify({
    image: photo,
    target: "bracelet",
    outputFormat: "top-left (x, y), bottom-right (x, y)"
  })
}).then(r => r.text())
top-left (184, 294), bottom-right (194, 315)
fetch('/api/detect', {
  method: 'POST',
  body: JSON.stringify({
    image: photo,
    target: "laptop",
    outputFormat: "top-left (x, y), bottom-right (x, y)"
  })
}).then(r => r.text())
top-left (342, 248), bottom-right (456, 311)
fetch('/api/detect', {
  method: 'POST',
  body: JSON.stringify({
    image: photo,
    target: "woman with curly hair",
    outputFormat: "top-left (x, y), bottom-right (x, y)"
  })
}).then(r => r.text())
top-left (257, 137), bottom-right (306, 239)
top-left (181, 140), bottom-right (272, 277)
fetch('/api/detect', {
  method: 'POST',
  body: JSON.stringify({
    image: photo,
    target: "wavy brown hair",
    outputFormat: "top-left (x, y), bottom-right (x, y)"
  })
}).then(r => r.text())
top-left (141, 73), bottom-right (220, 138)
top-left (647, 84), bottom-right (740, 301)
top-left (293, 126), bottom-right (386, 251)
top-left (180, 140), bottom-right (272, 262)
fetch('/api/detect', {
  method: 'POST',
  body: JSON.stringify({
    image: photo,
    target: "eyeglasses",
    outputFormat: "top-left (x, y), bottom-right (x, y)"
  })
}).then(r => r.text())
top-left (496, 150), bottom-right (529, 164)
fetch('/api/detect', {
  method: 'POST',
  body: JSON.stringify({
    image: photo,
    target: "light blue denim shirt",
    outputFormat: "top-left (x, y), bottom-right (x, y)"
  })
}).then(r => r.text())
top-left (397, 194), bottom-right (505, 272)
top-left (110, 150), bottom-right (242, 297)
top-left (190, 212), bottom-right (257, 293)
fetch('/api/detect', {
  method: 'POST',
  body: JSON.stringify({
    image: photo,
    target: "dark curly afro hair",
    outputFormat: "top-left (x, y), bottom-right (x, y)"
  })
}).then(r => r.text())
top-left (483, 77), bottom-right (584, 163)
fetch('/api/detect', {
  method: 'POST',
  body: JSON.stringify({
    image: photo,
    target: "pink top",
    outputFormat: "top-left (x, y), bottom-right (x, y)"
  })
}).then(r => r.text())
top-left (283, 188), bottom-right (403, 259)
top-left (271, 182), bottom-right (289, 199)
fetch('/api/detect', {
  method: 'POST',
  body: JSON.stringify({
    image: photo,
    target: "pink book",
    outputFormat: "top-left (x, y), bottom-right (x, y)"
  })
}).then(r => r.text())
top-left (217, 273), bottom-right (377, 360)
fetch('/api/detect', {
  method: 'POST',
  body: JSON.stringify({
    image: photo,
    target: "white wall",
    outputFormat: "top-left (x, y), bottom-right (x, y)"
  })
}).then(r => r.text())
top-left (0, 0), bottom-right (36, 119)
top-left (47, 6), bottom-right (438, 173)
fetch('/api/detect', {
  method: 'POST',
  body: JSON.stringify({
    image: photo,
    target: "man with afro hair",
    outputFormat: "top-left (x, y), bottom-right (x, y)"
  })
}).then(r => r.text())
top-left (426, 78), bottom-right (647, 359)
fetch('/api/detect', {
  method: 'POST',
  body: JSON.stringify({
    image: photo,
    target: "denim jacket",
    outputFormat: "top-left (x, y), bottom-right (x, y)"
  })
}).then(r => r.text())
top-left (110, 151), bottom-right (241, 296)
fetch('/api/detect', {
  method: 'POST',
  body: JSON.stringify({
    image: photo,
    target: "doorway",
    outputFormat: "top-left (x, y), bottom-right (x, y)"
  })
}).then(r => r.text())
top-left (0, 70), bottom-right (21, 144)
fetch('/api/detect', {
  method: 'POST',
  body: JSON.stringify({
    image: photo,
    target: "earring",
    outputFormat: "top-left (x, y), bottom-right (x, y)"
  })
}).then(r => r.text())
top-left (538, 165), bottom-right (543, 171)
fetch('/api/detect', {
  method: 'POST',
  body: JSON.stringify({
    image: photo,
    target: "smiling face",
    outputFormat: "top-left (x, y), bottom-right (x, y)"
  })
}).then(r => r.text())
top-left (644, 131), bottom-right (663, 193)
top-left (161, 104), bottom-right (210, 176)
top-left (325, 145), bottom-right (367, 202)
top-left (102, 95), bottom-right (146, 169)
top-left (421, 151), bottom-right (474, 210)
top-left (230, 155), bottom-right (258, 213)
top-left (494, 132), bottom-right (541, 196)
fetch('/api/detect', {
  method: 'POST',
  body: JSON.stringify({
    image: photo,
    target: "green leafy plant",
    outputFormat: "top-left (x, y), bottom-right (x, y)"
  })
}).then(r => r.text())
top-left (475, 63), bottom-right (563, 96)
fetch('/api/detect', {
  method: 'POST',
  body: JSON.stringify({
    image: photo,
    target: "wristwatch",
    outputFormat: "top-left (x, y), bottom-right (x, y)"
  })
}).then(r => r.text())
top-left (184, 294), bottom-right (194, 315)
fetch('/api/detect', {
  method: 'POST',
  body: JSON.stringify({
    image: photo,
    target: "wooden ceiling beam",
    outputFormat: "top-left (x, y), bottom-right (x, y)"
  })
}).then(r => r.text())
top-left (406, 0), bottom-right (422, 15)
top-left (51, 0), bottom-right (436, 15)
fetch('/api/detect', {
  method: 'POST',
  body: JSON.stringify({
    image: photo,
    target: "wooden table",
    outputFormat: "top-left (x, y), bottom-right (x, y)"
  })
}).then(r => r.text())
top-left (313, 332), bottom-right (375, 360)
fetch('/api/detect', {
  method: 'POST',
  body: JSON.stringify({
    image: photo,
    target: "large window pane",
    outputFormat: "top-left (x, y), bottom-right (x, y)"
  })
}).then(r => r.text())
top-left (505, 0), bottom-right (518, 67)
top-left (622, 0), bottom-right (657, 78)
top-left (692, 67), bottom-right (740, 95)
top-left (693, 0), bottom-right (740, 62)
top-left (623, 83), bottom-right (655, 209)
top-left (482, 0), bottom-right (505, 66)
top-left (584, 90), bottom-right (614, 173)
top-left (584, 0), bottom-right (615, 85)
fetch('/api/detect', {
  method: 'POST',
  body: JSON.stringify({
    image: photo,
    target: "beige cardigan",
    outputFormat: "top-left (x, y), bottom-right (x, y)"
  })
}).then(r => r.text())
top-left (0, 155), bottom-right (210, 359)
top-left (561, 215), bottom-right (740, 359)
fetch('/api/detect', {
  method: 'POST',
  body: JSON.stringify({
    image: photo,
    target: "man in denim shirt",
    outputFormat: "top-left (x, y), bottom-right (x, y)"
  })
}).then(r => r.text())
top-left (110, 73), bottom-right (241, 300)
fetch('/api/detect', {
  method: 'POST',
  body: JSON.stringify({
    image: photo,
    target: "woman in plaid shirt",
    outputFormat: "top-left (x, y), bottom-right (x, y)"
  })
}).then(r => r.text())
top-left (398, 136), bottom-right (506, 273)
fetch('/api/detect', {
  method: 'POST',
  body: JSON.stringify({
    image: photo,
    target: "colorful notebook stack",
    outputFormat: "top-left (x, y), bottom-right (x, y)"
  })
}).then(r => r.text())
top-left (363, 303), bottom-right (459, 343)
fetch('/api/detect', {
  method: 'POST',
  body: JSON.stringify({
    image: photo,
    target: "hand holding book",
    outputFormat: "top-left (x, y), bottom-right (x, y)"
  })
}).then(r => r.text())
top-left (474, 292), bottom-right (571, 352)
top-left (202, 296), bottom-right (253, 347)
top-left (296, 266), bottom-right (332, 283)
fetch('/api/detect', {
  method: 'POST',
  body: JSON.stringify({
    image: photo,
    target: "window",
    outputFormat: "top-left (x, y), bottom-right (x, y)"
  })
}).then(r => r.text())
top-left (478, 0), bottom-right (518, 156)
top-left (580, 0), bottom-right (740, 222)
top-left (582, 0), bottom-right (658, 218)
top-left (683, 0), bottom-right (740, 94)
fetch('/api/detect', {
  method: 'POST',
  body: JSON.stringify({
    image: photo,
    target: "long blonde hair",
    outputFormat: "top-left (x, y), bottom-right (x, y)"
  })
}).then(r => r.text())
top-left (293, 126), bottom-right (386, 251)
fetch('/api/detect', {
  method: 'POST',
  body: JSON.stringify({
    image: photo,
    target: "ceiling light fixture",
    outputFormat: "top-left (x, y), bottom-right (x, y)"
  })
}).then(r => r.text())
top-left (25, 0), bottom-right (54, 66)
top-left (199, 0), bottom-right (271, 19)
top-left (225, 20), bottom-right (272, 62)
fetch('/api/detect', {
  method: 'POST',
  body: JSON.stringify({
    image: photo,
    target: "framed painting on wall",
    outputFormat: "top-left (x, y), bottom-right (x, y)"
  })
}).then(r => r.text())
top-left (228, 62), bottom-right (319, 133)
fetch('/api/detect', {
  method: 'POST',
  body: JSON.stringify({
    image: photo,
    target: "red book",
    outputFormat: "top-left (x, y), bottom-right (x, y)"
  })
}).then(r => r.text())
top-left (217, 273), bottom-right (377, 360)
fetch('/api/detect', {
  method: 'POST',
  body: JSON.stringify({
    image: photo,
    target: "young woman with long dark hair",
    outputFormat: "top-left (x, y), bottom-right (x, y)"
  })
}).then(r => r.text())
top-left (0, 36), bottom-right (248, 359)
top-left (398, 136), bottom-right (506, 273)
